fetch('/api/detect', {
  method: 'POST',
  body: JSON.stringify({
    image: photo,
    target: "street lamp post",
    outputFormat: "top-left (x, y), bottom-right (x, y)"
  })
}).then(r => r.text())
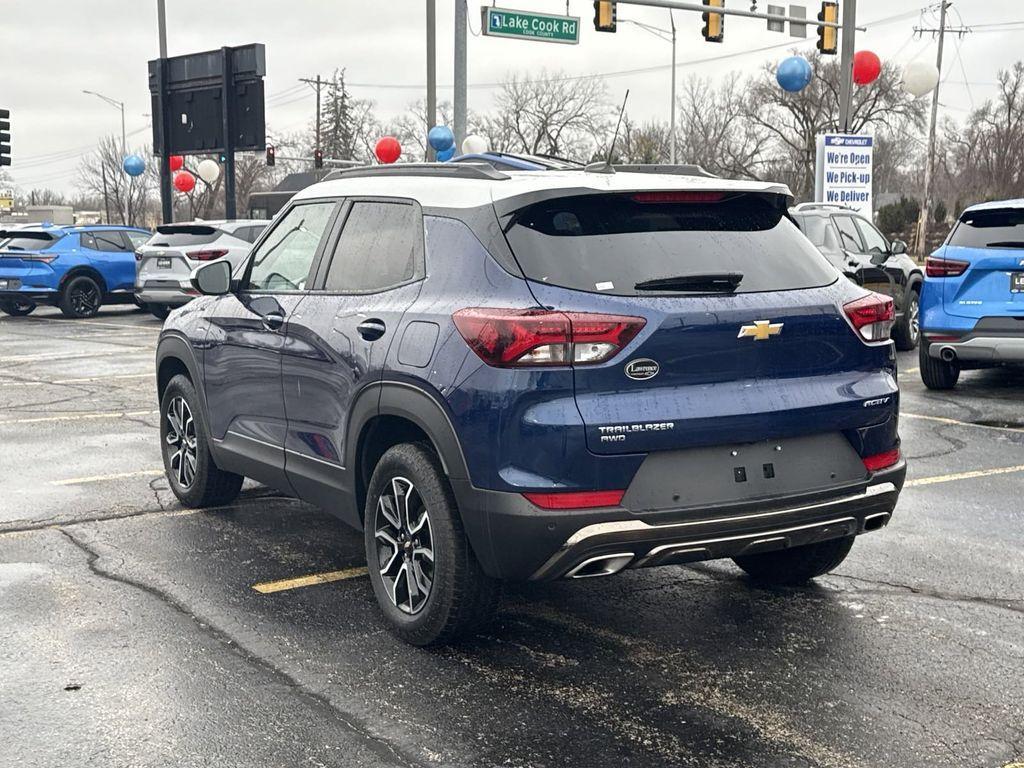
top-left (83, 90), bottom-right (127, 225)
top-left (622, 13), bottom-right (677, 164)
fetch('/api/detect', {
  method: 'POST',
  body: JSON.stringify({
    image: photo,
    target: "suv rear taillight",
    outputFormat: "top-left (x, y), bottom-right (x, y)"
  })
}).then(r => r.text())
top-left (452, 308), bottom-right (645, 368)
top-left (863, 448), bottom-right (901, 472)
top-left (13, 253), bottom-right (58, 263)
top-left (843, 293), bottom-right (895, 342)
top-left (925, 256), bottom-right (969, 278)
top-left (187, 249), bottom-right (229, 261)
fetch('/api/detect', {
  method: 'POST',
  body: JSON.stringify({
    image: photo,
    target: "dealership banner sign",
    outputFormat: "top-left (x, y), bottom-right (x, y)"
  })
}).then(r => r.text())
top-left (814, 134), bottom-right (874, 217)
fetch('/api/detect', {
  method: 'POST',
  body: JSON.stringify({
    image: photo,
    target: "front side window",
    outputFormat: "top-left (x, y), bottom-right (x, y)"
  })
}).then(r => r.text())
top-left (855, 218), bottom-right (889, 255)
top-left (833, 216), bottom-right (864, 253)
top-left (126, 231), bottom-right (150, 249)
top-left (245, 202), bottom-right (336, 291)
top-left (82, 231), bottom-right (127, 252)
top-left (323, 202), bottom-right (422, 293)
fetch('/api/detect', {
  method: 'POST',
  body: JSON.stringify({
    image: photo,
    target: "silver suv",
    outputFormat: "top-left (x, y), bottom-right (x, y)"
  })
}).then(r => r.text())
top-left (135, 220), bottom-right (268, 319)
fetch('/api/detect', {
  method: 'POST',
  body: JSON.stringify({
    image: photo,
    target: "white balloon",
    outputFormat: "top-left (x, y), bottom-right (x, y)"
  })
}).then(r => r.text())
top-left (461, 134), bottom-right (488, 155)
top-left (902, 61), bottom-right (941, 98)
top-left (196, 158), bottom-right (221, 184)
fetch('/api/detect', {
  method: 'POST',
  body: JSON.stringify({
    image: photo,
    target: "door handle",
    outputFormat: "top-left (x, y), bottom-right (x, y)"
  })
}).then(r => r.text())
top-left (357, 318), bottom-right (387, 341)
top-left (262, 312), bottom-right (285, 332)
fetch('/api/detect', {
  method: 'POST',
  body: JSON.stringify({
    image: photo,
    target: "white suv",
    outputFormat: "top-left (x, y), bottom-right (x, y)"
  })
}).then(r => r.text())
top-left (135, 219), bottom-right (268, 319)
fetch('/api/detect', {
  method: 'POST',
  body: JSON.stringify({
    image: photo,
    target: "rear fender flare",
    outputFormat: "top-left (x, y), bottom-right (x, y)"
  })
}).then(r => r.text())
top-left (59, 265), bottom-right (108, 296)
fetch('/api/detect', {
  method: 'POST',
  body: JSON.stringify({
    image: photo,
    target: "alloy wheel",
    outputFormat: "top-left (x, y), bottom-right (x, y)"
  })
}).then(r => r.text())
top-left (70, 282), bottom-right (100, 315)
top-left (165, 396), bottom-right (198, 489)
top-left (909, 295), bottom-right (920, 345)
top-left (374, 476), bottom-right (434, 615)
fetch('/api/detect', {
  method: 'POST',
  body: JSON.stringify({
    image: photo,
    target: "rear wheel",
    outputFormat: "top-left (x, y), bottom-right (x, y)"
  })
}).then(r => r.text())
top-left (150, 304), bottom-right (171, 320)
top-left (364, 443), bottom-right (499, 646)
top-left (0, 299), bottom-right (36, 317)
top-left (160, 374), bottom-right (243, 507)
top-left (893, 289), bottom-right (920, 351)
top-left (59, 275), bottom-right (102, 318)
top-left (919, 341), bottom-right (960, 390)
top-left (733, 535), bottom-right (856, 585)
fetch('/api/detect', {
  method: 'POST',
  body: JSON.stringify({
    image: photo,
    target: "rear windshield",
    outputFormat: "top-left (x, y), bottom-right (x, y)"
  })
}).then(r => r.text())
top-left (0, 232), bottom-right (62, 252)
top-left (505, 193), bottom-right (836, 295)
top-left (148, 225), bottom-right (222, 247)
top-left (949, 208), bottom-right (1024, 249)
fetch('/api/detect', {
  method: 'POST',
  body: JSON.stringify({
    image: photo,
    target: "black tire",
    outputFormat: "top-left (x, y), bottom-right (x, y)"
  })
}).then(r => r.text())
top-left (733, 535), bottom-right (855, 585)
top-left (919, 340), bottom-right (960, 390)
top-left (893, 289), bottom-right (920, 351)
top-left (364, 442), bottom-right (499, 646)
top-left (159, 374), bottom-right (243, 508)
top-left (58, 274), bottom-right (103, 318)
top-left (0, 299), bottom-right (36, 317)
top-left (150, 304), bottom-right (171, 321)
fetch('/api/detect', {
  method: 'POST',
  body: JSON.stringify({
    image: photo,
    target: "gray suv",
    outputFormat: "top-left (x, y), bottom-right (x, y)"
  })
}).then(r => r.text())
top-left (791, 203), bottom-right (922, 350)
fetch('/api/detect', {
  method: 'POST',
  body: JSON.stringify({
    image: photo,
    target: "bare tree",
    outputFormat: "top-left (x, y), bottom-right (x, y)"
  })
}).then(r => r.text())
top-left (76, 136), bottom-right (154, 226)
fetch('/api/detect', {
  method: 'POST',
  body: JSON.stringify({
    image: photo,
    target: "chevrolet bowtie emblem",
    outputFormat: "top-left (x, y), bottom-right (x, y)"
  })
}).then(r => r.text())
top-left (738, 320), bottom-right (784, 341)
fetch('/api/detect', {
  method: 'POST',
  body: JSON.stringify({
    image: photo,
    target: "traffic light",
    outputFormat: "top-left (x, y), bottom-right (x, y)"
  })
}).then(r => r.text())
top-left (702, 0), bottom-right (725, 43)
top-left (313, 148), bottom-right (323, 169)
top-left (0, 109), bottom-right (10, 167)
top-left (265, 145), bottom-right (275, 166)
top-left (817, 2), bottom-right (839, 55)
top-left (593, 1), bottom-right (616, 32)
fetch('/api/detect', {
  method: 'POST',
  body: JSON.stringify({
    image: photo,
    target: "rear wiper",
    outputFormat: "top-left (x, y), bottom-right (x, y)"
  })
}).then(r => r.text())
top-left (634, 272), bottom-right (743, 292)
top-left (986, 241), bottom-right (1024, 249)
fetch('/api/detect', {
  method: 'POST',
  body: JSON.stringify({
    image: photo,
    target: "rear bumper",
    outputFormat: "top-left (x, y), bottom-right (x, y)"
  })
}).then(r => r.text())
top-left (0, 288), bottom-right (57, 304)
top-left (926, 336), bottom-right (1024, 363)
top-left (453, 461), bottom-right (906, 581)
top-left (135, 286), bottom-right (194, 307)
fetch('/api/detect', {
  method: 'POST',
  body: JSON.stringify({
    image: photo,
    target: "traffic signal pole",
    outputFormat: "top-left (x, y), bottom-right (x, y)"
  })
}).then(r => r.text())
top-left (837, 0), bottom-right (857, 133)
top-left (156, 0), bottom-right (172, 224)
top-left (426, 0), bottom-right (437, 162)
top-left (453, 0), bottom-right (468, 150)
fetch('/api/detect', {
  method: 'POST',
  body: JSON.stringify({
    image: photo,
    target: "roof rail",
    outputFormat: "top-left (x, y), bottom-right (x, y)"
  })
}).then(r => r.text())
top-left (612, 164), bottom-right (719, 179)
top-left (792, 202), bottom-right (856, 212)
top-left (322, 162), bottom-right (509, 182)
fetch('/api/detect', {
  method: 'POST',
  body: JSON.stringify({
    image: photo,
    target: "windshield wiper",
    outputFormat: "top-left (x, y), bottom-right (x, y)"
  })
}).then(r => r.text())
top-left (634, 272), bottom-right (743, 293)
top-left (986, 241), bottom-right (1024, 249)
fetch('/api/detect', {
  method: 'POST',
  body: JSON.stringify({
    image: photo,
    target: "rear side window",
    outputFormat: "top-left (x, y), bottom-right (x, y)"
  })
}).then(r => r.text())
top-left (949, 209), bottom-right (1024, 248)
top-left (0, 232), bottom-right (62, 251)
top-left (323, 201), bottom-right (423, 293)
top-left (505, 193), bottom-right (836, 295)
top-left (149, 225), bottom-right (222, 247)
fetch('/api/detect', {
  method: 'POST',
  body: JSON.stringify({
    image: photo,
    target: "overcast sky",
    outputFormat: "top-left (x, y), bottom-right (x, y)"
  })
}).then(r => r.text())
top-left (2, 0), bottom-right (1022, 194)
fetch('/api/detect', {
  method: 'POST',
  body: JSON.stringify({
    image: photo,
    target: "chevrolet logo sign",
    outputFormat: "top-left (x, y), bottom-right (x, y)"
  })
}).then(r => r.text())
top-left (738, 320), bottom-right (784, 341)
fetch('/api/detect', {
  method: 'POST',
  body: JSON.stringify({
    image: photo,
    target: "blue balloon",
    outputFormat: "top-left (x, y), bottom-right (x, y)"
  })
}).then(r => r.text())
top-left (777, 56), bottom-right (813, 93)
top-left (427, 125), bottom-right (455, 152)
top-left (436, 145), bottom-right (456, 162)
top-left (122, 154), bottom-right (146, 176)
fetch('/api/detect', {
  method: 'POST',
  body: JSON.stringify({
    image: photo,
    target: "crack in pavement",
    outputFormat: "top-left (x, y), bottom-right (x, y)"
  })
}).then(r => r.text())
top-left (56, 527), bottom-right (430, 768)
top-left (828, 573), bottom-right (1024, 616)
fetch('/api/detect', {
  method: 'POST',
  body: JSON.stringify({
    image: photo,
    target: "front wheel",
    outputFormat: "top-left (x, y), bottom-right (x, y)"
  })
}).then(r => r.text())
top-left (919, 341), bottom-right (960, 390)
top-left (733, 535), bottom-right (855, 585)
top-left (150, 304), bottom-right (171, 321)
top-left (59, 275), bottom-right (103, 318)
top-left (893, 290), bottom-right (920, 351)
top-left (160, 374), bottom-right (243, 508)
top-left (364, 443), bottom-right (499, 646)
top-left (0, 299), bottom-right (36, 317)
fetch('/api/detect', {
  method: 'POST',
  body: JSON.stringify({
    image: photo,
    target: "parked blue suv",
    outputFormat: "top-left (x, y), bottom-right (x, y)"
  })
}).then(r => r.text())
top-left (919, 200), bottom-right (1024, 389)
top-left (0, 224), bottom-right (151, 317)
top-left (155, 164), bottom-right (905, 645)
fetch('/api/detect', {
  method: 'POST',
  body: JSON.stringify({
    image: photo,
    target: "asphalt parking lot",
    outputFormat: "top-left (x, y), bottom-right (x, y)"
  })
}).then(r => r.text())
top-left (1, 305), bottom-right (1022, 768)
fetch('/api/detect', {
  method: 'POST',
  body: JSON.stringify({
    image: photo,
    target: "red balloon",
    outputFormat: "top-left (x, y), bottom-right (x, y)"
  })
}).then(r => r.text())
top-left (853, 51), bottom-right (882, 86)
top-left (169, 154), bottom-right (185, 172)
top-left (173, 170), bottom-right (196, 193)
top-left (375, 136), bottom-right (401, 165)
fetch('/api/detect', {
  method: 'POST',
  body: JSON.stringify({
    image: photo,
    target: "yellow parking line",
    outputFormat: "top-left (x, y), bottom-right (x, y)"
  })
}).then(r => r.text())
top-left (50, 469), bottom-right (164, 486)
top-left (252, 566), bottom-right (368, 594)
top-left (902, 412), bottom-right (1024, 434)
top-left (907, 464), bottom-right (1024, 488)
top-left (0, 409), bottom-right (159, 425)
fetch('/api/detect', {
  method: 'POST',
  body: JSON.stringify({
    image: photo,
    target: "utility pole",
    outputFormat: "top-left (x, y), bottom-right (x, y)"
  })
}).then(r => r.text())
top-left (837, 0), bottom-right (857, 132)
top-left (426, 0), bottom-right (437, 161)
top-left (453, 0), bottom-right (467, 150)
top-left (221, 47), bottom-right (237, 219)
top-left (156, 0), bottom-right (172, 224)
top-left (669, 10), bottom-right (677, 164)
top-left (299, 75), bottom-right (324, 166)
top-left (916, 2), bottom-right (969, 255)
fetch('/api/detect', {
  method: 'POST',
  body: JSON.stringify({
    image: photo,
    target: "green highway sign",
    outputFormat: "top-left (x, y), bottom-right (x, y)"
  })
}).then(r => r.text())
top-left (482, 7), bottom-right (580, 45)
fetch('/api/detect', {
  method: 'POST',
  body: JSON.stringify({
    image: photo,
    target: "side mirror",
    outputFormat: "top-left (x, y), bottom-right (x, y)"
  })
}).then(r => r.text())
top-left (869, 250), bottom-right (888, 266)
top-left (190, 259), bottom-right (232, 296)
top-left (891, 239), bottom-right (908, 255)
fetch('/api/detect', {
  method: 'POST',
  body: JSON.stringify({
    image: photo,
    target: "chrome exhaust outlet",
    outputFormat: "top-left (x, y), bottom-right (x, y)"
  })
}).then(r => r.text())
top-left (564, 552), bottom-right (634, 579)
top-left (939, 346), bottom-right (957, 363)
top-left (863, 512), bottom-right (891, 532)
